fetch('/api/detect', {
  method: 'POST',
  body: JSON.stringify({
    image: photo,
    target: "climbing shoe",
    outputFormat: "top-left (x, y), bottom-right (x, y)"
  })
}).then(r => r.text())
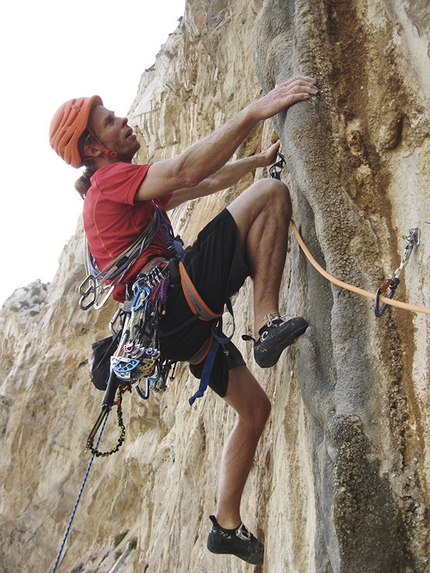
top-left (250, 315), bottom-right (308, 368)
top-left (207, 515), bottom-right (264, 565)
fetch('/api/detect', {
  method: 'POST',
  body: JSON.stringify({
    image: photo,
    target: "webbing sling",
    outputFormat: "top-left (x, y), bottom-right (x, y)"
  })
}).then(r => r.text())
top-left (178, 261), bottom-right (235, 405)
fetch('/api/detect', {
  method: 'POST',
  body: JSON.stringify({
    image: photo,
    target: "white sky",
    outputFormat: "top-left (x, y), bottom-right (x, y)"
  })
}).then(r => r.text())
top-left (0, 0), bottom-right (185, 305)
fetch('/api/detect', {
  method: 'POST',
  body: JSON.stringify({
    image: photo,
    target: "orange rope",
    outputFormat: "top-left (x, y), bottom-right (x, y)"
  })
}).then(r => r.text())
top-left (290, 220), bottom-right (430, 316)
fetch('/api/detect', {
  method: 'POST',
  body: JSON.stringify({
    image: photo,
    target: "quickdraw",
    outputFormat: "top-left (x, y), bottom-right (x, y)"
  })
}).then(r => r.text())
top-left (374, 227), bottom-right (420, 317)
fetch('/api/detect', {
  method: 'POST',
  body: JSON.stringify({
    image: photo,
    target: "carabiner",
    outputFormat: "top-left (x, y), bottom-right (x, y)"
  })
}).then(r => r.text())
top-left (94, 283), bottom-right (115, 310)
top-left (135, 378), bottom-right (150, 400)
top-left (109, 307), bottom-right (125, 335)
top-left (79, 275), bottom-right (96, 310)
top-left (374, 277), bottom-right (400, 317)
top-left (269, 153), bottom-right (286, 180)
top-left (148, 361), bottom-right (161, 384)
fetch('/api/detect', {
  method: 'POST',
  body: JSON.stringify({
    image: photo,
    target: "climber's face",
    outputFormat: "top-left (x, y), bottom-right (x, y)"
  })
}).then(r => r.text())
top-left (87, 105), bottom-right (141, 160)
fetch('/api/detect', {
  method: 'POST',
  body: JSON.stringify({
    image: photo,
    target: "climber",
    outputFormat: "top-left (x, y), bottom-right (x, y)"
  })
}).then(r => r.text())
top-left (49, 74), bottom-right (317, 565)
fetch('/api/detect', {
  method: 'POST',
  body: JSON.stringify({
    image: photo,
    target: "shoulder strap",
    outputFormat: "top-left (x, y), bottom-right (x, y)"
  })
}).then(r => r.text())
top-left (79, 206), bottom-right (161, 310)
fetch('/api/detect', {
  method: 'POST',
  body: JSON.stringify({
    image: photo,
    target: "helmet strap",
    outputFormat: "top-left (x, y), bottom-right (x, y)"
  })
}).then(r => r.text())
top-left (85, 127), bottom-right (131, 163)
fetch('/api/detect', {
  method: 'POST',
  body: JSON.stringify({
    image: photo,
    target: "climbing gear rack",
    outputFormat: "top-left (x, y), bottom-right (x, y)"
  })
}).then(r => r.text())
top-left (85, 258), bottom-right (176, 453)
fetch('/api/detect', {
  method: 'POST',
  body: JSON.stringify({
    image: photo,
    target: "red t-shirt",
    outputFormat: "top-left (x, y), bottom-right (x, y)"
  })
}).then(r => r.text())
top-left (83, 162), bottom-right (173, 302)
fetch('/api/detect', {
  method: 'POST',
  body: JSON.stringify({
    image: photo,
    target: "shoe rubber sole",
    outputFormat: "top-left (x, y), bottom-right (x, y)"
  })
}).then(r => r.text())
top-left (207, 516), bottom-right (264, 565)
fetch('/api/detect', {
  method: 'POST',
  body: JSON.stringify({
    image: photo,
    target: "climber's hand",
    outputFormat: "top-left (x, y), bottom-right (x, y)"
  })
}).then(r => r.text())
top-left (247, 75), bottom-right (318, 121)
top-left (256, 140), bottom-right (281, 167)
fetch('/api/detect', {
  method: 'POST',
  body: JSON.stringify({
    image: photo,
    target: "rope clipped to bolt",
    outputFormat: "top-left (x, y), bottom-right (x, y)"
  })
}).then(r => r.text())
top-left (269, 153), bottom-right (430, 317)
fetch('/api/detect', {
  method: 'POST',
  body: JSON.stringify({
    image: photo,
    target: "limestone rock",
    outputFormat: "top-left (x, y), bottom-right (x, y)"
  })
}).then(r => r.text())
top-left (2, 279), bottom-right (49, 325)
top-left (0, 1), bottom-right (429, 572)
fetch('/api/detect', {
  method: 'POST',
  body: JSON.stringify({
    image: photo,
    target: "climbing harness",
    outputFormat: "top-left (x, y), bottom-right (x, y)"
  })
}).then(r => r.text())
top-left (179, 261), bottom-right (224, 322)
top-left (84, 247), bottom-right (232, 439)
top-left (85, 257), bottom-right (176, 454)
top-left (171, 259), bottom-right (235, 405)
top-left (374, 228), bottom-right (420, 317)
top-left (269, 153), bottom-right (430, 317)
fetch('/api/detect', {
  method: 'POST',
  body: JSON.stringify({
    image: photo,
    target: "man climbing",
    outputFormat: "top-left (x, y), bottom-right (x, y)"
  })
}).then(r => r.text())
top-left (49, 75), bottom-right (317, 565)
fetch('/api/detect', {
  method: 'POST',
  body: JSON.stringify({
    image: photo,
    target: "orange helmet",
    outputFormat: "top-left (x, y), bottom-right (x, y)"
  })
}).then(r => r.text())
top-left (49, 96), bottom-right (103, 168)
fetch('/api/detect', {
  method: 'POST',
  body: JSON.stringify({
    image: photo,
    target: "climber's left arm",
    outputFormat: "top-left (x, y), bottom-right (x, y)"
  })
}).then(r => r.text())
top-left (165, 141), bottom-right (281, 210)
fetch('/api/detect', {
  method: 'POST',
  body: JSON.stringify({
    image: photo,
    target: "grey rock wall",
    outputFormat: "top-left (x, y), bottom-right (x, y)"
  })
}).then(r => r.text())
top-left (253, 0), bottom-right (430, 571)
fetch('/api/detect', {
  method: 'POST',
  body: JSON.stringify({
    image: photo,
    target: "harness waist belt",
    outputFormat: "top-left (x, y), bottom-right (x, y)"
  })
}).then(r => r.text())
top-left (139, 256), bottom-right (169, 276)
top-left (179, 261), bottom-right (223, 322)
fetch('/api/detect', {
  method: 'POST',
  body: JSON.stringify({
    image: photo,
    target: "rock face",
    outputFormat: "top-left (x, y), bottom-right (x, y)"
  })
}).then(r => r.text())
top-left (1, 1), bottom-right (429, 572)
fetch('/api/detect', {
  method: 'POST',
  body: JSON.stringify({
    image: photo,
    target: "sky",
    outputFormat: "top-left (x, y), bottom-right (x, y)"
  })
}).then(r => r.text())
top-left (0, 0), bottom-right (185, 305)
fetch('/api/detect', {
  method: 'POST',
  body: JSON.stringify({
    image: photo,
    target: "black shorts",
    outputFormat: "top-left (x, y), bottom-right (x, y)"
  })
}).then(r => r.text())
top-left (158, 209), bottom-right (251, 397)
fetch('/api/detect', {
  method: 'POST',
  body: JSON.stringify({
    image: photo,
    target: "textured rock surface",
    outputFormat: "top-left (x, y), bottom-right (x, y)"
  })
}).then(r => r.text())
top-left (0, 0), bottom-right (429, 572)
top-left (253, 1), bottom-right (430, 570)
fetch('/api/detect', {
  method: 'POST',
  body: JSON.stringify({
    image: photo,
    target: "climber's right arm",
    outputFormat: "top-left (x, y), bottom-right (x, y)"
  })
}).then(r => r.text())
top-left (135, 76), bottom-right (317, 203)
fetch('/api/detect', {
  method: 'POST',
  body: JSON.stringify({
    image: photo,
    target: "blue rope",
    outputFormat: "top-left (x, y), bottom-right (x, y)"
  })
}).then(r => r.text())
top-left (50, 410), bottom-right (110, 573)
